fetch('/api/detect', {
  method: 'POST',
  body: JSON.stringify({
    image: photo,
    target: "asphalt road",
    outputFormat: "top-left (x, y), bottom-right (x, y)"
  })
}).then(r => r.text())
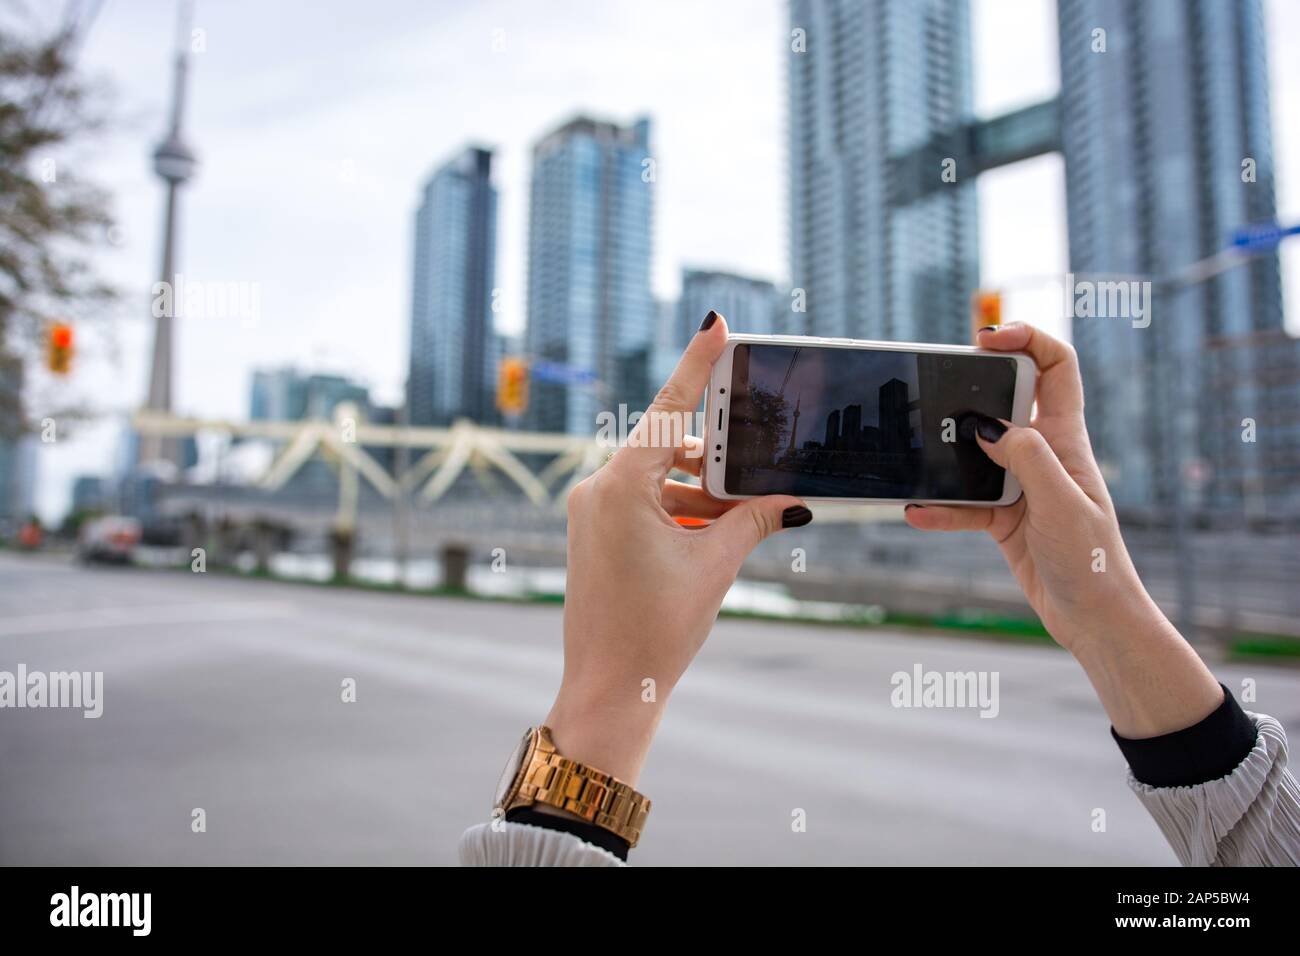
top-left (2, 550), bottom-right (1297, 866)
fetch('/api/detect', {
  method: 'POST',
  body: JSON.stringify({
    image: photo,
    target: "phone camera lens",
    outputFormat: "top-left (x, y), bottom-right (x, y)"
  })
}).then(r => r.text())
top-left (719, 388), bottom-right (726, 394)
top-left (714, 456), bottom-right (721, 463)
top-left (942, 359), bottom-right (953, 370)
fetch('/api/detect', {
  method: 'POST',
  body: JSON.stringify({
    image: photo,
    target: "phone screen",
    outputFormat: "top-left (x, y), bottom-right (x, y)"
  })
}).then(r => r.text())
top-left (723, 343), bottom-right (1019, 500)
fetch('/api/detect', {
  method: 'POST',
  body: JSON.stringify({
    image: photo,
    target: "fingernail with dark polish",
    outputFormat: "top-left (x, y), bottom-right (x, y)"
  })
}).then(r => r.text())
top-left (781, 505), bottom-right (812, 528)
top-left (976, 416), bottom-right (1007, 443)
top-left (904, 503), bottom-right (924, 510)
top-left (977, 324), bottom-right (999, 333)
top-left (698, 310), bottom-right (719, 332)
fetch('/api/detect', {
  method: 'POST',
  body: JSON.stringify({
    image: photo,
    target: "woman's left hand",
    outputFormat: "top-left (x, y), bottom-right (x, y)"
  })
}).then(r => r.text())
top-left (545, 312), bottom-right (810, 784)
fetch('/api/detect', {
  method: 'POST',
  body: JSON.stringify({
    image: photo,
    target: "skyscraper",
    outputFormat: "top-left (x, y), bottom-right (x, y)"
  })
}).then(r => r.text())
top-left (525, 116), bottom-right (655, 434)
top-left (1057, 0), bottom-right (1283, 511)
top-left (0, 357), bottom-right (33, 527)
top-left (788, 0), bottom-right (978, 344)
top-left (824, 408), bottom-right (841, 451)
top-left (841, 403), bottom-right (863, 451)
top-left (0, 433), bottom-right (36, 527)
top-left (879, 378), bottom-right (913, 453)
top-left (676, 269), bottom-right (784, 348)
top-left (648, 297), bottom-right (680, 396)
top-left (250, 368), bottom-right (371, 423)
top-left (250, 367), bottom-right (307, 422)
top-left (407, 146), bottom-right (499, 427)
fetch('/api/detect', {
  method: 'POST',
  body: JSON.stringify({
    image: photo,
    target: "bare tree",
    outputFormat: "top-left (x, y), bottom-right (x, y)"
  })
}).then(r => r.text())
top-left (0, 7), bottom-right (116, 438)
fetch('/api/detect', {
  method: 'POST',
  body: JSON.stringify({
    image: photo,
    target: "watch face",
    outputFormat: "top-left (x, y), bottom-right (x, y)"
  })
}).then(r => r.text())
top-left (493, 729), bottom-right (534, 810)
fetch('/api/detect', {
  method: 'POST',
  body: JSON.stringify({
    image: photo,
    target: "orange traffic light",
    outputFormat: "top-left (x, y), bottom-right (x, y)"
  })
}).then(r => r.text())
top-left (496, 357), bottom-right (529, 417)
top-left (971, 290), bottom-right (1001, 340)
top-left (47, 322), bottom-right (74, 374)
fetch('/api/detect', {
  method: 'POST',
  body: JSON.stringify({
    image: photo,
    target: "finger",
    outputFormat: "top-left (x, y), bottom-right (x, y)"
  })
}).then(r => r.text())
top-left (903, 503), bottom-right (994, 533)
top-left (651, 311), bottom-right (727, 416)
top-left (615, 312), bottom-right (728, 479)
top-left (975, 419), bottom-right (1085, 508)
top-left (706, 495), bottom-right (809, 565)
top-left (661, 480), bottom-right (737, 520)
top-left (668, 435), bottom-right (704, 477)
top-left (904, 500), bottom-right (1025, 545)
top-left (975, 322), bottom-right (1083, 419)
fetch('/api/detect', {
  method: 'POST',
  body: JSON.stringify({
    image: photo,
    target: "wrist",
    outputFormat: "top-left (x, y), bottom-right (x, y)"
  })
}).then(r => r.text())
top-left (1064, 588), bottom-right (1223, 739)
top-left (545, 676), bottom-right (669, 786)
top-left (1049, 564), bottom-right (1164, 654)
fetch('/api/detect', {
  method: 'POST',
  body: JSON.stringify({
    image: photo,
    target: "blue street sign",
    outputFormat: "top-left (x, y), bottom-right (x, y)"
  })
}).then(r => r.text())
top-left (1229, 221), bottom-right (1300, 252)
top-left (530, 360), bottom-right (598, 386)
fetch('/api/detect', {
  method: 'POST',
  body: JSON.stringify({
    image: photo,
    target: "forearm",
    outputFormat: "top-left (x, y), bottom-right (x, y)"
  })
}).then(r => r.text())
top-left (1068, 582), bottom-right (1224, 740)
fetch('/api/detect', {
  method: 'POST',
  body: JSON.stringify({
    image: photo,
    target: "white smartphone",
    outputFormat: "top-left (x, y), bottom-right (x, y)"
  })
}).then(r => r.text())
top-left (702, 334), bottom-right (1037, 506)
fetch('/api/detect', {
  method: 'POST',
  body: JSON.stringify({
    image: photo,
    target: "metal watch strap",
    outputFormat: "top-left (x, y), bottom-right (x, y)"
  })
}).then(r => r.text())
top-left (516, 751), bottom-right (651, 848)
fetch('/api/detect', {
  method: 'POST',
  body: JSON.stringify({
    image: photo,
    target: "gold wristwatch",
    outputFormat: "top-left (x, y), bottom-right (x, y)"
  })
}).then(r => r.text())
top-left (494, 726), bottom-right (652, 847)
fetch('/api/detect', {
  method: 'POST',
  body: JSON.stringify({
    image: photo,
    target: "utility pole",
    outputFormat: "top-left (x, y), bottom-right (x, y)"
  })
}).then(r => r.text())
top-left (139, 0), bottom-right (198, 467)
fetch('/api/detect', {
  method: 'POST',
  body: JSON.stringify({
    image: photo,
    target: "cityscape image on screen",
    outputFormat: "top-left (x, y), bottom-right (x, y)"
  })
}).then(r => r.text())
top-left (725, 344), bottom-right (1016, 500)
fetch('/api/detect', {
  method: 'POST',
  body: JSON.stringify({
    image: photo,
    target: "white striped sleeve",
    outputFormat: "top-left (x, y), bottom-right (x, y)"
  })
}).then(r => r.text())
top-left (1127, 713), bottom-right (1300, 866)
top-left (459, 821), bottom-right (627, 867)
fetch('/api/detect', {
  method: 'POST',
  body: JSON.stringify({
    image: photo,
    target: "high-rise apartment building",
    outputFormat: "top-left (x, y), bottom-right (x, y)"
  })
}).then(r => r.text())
top-left (1057, 0), bottom-right (1283, 510)
top-left (525, 116), bottom-right (655, 434)
top-left (250, 368), bottom-right (371, 422)
top-left (788, 0), bottom-right (978, 344)
top-left (407, 146), bottom-right (499, 427)
top-left (676, 269), bottom-right (784, 349)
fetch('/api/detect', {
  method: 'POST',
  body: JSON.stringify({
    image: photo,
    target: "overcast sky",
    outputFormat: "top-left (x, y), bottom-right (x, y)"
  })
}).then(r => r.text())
top-left (24, 0), bottom-right (1300, 520)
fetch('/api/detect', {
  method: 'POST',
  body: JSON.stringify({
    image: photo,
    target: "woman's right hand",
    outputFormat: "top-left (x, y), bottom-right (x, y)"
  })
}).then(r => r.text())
top-left (904, 322), bottom-right (1223, 738)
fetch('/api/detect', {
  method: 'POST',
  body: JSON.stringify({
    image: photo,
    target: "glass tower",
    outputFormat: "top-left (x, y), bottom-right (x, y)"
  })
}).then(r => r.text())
top-left (1058, 0), bottom-right (1283, 511)
top-left (525, 116), bottom-right (655, 434)
top-left (676, 269), bottom-right (783, 349)
top-left (407, 146), bottom-right (499, 427)
top-left (788, 0), bottom-right (978, 344)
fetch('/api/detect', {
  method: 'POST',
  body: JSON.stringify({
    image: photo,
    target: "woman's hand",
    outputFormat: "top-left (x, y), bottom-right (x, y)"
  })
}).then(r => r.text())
top-left (905, 322), bottom-right (1222, 738)
top-left (904, 323), bottom-right (1135, 646)
top-left (545, 312), bottom-right (809, 784)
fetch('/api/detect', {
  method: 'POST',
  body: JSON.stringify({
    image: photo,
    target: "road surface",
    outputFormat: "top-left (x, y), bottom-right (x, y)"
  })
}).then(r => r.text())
top-left (2, 550), bottom-right (1296, 865)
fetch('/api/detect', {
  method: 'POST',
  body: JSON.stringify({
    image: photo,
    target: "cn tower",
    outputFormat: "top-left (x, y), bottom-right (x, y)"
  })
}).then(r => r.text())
top-left (139, 1), bottom-right (198, 467)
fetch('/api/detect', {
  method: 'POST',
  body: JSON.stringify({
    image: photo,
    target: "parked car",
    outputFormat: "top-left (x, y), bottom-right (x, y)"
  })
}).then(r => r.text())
top-left (77, 516), bottom-right (142, 564)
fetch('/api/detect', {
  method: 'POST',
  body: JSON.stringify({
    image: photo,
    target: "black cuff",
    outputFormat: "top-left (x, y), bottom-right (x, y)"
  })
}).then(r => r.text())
top-left (1111, 683), bottom-right (1258, 788)
top-left (505, 807), bottom-right (630, 862)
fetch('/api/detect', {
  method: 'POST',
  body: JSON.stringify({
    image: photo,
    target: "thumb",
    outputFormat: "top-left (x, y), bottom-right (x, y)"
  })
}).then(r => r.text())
top-left (706, 495), bottom-right (811, 563)
top-left (975, 418), bottom-right (1080, 506)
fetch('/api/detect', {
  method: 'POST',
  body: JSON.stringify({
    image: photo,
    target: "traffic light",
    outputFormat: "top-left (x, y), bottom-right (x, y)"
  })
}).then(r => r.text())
top-left (47, 322), bottom-right (73, 375)
top-left (971, 290), bottom-right (1002, 338)
top-left (497, 357), bottom-right (529, 417)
